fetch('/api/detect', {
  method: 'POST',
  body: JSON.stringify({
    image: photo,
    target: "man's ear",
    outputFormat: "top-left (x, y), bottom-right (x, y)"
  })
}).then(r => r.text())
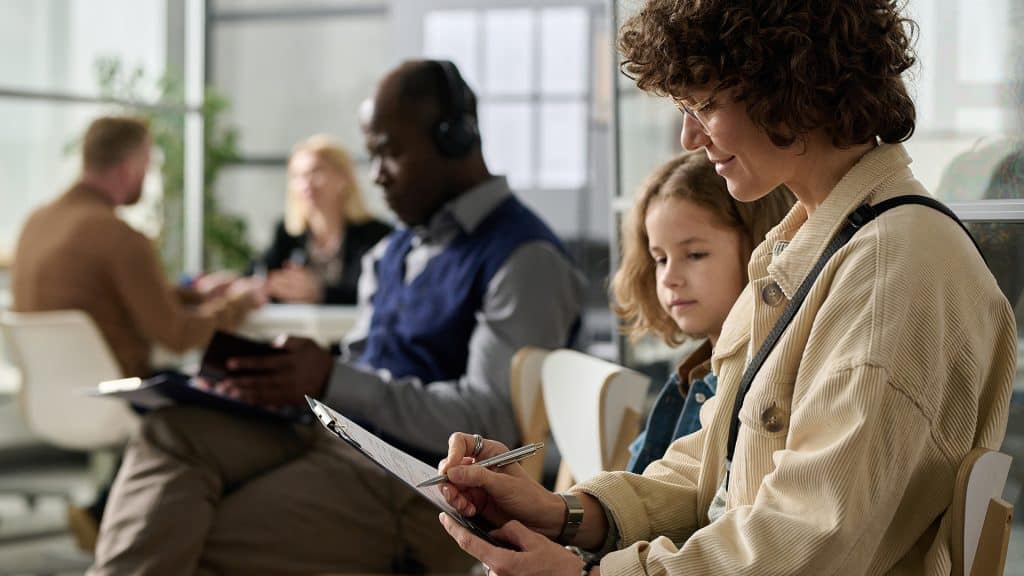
top-left (358, 98), bottom-right (375, 131)
top-left (111, 162), bottom-right (130, 194)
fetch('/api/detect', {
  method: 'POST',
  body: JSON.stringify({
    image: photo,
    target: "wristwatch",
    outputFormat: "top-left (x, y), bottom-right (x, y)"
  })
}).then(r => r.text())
top-left (556, 492), bottom-right (584, 545)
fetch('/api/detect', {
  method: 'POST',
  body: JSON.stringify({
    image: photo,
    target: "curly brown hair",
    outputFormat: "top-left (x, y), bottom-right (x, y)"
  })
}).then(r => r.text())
top-left (612, 151), bottom-right (795, 345)
top-left (619, 0), bottom-right (918, 148)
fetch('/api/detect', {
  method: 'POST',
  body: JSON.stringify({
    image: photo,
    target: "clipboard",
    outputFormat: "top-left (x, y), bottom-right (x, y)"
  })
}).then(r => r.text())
top-left (305, 396), bottom-right (512, 549)
top-left (92, 331), bottom-right (309, 423)
top-left (198, 331), bottom-right (287, 381)
top-left (94, 371), bottom-right (311, 423)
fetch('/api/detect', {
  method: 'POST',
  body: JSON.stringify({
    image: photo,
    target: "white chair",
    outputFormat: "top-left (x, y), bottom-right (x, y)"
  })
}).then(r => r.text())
top-left (508, 347), bottom-right (550, 483)
top-left (0, 310), bottom-right (138, 451)
top-left (541, 349), bottom-right (649, 490)
top-left (951, 447), bottom-right (1014, 576)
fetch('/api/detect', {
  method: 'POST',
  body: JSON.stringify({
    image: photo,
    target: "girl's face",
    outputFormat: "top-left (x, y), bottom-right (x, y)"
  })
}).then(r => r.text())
top-left (678, 86), bottom-right (796, 203)
top-left (646, 196), bottom-right (748, 345)
top-left (288, 150), bottom-right (347, 216)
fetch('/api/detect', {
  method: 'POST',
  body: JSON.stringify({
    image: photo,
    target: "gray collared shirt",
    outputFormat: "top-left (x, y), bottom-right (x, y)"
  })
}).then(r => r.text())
top-left (323, 176), bottom-right (586, 454)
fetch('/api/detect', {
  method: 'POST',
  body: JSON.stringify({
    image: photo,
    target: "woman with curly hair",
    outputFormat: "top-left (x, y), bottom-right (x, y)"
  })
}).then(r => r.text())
top-left (433, 0), bottom-right (1017, 574)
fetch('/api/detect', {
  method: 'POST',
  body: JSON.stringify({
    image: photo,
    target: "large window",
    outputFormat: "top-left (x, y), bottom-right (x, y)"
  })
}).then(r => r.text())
top-left (208, 0), bottom-right (392, 253)
top-left (0, 0), bottom-right (204, 274)
top-left (391, 0), bottom-right (615, 351)
top-left (393, 0), bottom-right (612, 245)
top-left (423, 6), bottom-right (591, 192)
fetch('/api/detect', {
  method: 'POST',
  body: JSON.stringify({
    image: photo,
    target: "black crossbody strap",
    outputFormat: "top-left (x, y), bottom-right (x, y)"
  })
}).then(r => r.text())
top-left (723, 196), bottom-right (982, 473)
top-left (869, 195), bottom-right (986, 264)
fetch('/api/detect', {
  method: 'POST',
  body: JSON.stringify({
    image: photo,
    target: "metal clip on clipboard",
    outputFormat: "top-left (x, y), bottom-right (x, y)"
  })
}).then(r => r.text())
top-left (308, 399), bottom-right (361, 450)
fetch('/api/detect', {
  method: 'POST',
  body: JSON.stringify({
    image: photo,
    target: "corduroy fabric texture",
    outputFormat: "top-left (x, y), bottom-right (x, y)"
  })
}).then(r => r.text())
top-left (577, 144), bottom-right (1017, 576)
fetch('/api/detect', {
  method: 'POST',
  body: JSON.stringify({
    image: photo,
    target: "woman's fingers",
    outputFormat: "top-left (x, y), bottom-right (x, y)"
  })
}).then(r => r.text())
top-left (441, 484), bottom-right (477, 516)
top-left (447, 461), bottom-right (516, 491)
top-left (442, 433), bottom-right (510, 473)
top-left (438, 514), bottom-right (516, 569)
top-left (441, 433), bottom-right (474, 472)
top-left (440, 515), bottom-right (575, 576)
top-left (490, 520), bottom-right (544, 551)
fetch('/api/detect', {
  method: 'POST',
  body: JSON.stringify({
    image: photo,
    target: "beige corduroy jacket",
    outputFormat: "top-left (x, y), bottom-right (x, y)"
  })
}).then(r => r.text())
top-left (578, 144), bottom-right (1017, 575)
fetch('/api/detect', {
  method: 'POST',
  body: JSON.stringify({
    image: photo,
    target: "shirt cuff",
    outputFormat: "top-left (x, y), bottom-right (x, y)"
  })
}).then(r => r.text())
top-left (592, 497), bottom-right (620, 556)
top-left (597, 541), bottom-right (651, 576)
top-left (573, 472), bottom-right (653, 550)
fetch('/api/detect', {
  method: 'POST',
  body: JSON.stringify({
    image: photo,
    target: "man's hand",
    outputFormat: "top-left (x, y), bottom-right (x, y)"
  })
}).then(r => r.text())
top-left (214, 336), bottom-right (334, 408)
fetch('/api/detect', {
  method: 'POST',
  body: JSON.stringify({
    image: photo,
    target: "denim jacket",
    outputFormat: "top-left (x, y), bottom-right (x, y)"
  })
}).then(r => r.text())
top-left (627, 340), bottom-right (716, 474)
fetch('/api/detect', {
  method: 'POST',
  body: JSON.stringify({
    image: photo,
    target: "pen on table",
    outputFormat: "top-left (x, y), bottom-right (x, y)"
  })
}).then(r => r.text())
top-left (416, 441), bottom-right (545, 488)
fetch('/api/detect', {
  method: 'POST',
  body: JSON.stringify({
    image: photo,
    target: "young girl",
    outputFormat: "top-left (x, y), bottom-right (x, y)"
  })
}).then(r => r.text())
top-left (614, 151), bottom-right (793, 474)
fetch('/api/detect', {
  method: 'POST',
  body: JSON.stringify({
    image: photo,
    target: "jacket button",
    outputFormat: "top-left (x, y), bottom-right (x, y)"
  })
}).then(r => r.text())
top-left (695, 393), bottom-right (707, 404)
top-left (761, 405), bottom-right (786, 433)
top-left (761, 282), bottom-right (785, 306)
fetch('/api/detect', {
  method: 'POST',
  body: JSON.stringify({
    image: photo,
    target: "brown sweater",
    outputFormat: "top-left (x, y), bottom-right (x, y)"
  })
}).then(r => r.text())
top-left (12, 183), bottom-right (252, 377)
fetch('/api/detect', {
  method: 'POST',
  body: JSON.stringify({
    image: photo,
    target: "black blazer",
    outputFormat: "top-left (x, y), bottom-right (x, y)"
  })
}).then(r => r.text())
top-left (254, 218), bottom-right (392, 305)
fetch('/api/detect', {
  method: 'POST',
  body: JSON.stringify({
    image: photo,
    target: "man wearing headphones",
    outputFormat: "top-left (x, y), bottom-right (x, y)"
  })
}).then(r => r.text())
top-left (88, 60), bottom-right (584, 575)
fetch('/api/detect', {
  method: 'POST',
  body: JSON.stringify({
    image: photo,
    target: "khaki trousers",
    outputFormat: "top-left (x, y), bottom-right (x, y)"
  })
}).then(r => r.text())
top-left (88, 406), bottom-right (473, 575)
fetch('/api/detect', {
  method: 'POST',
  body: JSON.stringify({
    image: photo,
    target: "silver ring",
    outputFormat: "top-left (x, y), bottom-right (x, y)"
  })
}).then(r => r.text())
top-left (471, 434), bottom-right (484, 458)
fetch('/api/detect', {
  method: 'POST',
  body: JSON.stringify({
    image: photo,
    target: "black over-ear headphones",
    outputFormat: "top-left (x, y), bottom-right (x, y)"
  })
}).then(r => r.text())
top-left (433, 60), bottom-right (480, 158)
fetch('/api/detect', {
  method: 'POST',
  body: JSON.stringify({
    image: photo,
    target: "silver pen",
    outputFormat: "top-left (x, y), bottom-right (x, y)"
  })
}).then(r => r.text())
top-left (416, 441), bottom-right (545, 488)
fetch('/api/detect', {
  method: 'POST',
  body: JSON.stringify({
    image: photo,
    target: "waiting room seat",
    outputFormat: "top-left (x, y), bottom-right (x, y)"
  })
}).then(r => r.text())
top-left (508, 347), bottom-right (550, 483)
top-left (541, 349), bottom-right (648, 491)
top-left (0, 310), bottom-right (137, 450)
top-left (951, 447), bottom-right (1014, 576)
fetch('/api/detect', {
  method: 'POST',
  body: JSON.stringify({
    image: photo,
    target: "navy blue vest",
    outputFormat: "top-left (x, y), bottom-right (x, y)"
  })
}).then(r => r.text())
top-left (360, 195), bottom-right (568, 383)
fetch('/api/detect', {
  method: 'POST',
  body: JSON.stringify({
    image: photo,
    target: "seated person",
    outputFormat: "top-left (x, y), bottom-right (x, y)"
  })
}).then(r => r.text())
top-left (933, 134), bottom-right (1019, 202)
top-left (434, 1), bottom-right (1016, 574)
top-left (936, 138), bottom-right (1024, 331)
top-left (88, 59), bottom-right (585, 576)
top-left (614, 152), bottom-right (792, 474)
top-left (254, 135), bottom-right (392, 304)
top-left (13, 115), bottom-right (262, 379)
top-left (11, 115), bottom-right (262, 549)
top-left (977, 145), bottom-right (1024, 327)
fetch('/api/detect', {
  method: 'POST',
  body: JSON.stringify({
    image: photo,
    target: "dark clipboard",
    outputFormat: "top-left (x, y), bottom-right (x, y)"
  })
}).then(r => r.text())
top-left (94, 372), bottom-right (311, 423)
top-left (305, 396), bottom-right (512, 549)
top-left (93, 330), bottom-right (305, 423)
top-left (198, 331), bottom-right (287, 382)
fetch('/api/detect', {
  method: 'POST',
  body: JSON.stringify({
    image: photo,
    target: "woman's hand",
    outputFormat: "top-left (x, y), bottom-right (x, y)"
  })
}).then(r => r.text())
top-left (193, 270), bottom-right (241, 300)
top-left (439, 515), bottom-right (594, 576)
top-left (265, 263), bottom-right (322, 303)
top-left (439, 433), bottom-right (566, 539)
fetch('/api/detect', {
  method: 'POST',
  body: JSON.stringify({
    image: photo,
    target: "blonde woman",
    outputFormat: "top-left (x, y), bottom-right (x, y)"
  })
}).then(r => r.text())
top-left (256, 135), bottom-right (391, 304)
